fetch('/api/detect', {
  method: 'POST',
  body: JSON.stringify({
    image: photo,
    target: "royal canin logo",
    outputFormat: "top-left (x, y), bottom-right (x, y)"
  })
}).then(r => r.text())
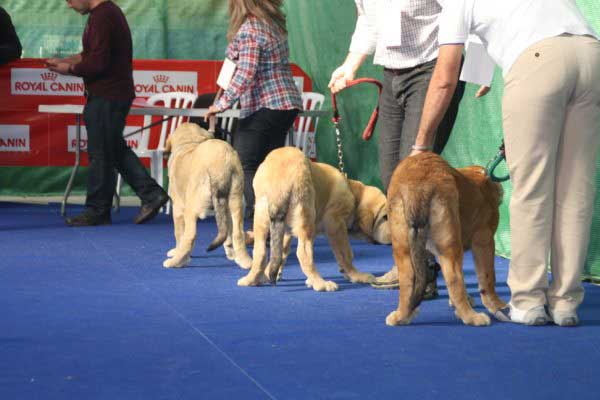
top-left (41, 72), bottom-right (58, 81)
top-left (153, 74), bottom-right (170, 83)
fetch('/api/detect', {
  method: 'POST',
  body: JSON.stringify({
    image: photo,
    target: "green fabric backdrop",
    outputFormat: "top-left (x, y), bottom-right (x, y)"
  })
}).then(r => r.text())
top-left (2, 0), bottom-right (599, 279)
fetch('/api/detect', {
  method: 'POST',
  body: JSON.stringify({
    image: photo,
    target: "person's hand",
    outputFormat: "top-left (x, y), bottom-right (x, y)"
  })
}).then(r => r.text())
top-left (475, 85), bottom-right (491, 98)
top-left (45, 58), bottom-right (60, 67)
top-left (204, 105), bottom-right (220, 123)
top-left (46, 62), bottom-right (71, 75)
top-left (328, 64), bottom-right (355, 94)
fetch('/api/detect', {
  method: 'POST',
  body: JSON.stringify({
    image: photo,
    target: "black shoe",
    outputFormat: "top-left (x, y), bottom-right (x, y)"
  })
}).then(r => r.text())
top-left (65, 210), bottom-right (111, 227)
top-left (134, 192), bottom-right (169, 224)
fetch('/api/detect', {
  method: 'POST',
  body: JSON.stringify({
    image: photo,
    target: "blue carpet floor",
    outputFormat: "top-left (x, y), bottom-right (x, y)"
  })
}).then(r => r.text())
top-left (1, 201), bottom-right (599, 400)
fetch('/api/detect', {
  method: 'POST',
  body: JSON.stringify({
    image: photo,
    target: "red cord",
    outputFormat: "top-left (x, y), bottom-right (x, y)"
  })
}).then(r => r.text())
top-left (331, 78), bottom-right (383, 141)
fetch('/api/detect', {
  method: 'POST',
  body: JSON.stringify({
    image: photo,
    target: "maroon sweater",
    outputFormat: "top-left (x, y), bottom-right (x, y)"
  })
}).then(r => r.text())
top-left (71, 1), bottom-right (135, 101)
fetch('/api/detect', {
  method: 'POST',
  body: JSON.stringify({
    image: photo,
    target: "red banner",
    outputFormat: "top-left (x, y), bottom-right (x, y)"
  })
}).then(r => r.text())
top-left (0, 59), bottom-right (312, 167)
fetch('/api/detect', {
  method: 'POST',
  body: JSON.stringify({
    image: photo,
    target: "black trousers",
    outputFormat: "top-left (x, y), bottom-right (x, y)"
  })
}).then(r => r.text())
top-left (232, 108), bottom-right (299, 215)
top-left (83, 95), bottom-right (163, 214)
top-left (378, 59), bottom-right (466, 191)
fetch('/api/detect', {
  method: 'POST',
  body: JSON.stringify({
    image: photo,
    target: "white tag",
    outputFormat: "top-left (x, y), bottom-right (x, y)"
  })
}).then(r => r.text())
top-left (459, 36), bottom-right (496, 86)
top-left (216, 58), bottom-right (237, 90)
top-left (382, 0), bottom-right (402, 48)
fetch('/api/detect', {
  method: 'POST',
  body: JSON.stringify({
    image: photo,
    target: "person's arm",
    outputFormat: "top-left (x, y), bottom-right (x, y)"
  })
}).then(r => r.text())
top-left (205, 29), bottom-right (261, 121)
top-left (328, 1), bottom-right (374, 93)
top-left (45, 53), bottom-right (82, 74)
top-left (69, 18), bottom-right (111, 79)
top-left (0, 7), bottom-right (22, 64)
top-left (411, 45), bottom-right (464, 155)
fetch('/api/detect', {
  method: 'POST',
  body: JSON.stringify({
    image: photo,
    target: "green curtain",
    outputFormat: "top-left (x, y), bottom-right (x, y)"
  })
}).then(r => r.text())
top-left (2, 0), bottom-right (600, 279)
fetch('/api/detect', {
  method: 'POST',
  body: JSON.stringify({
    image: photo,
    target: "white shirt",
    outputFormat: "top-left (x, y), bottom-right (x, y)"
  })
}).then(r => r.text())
top-left (438, 0), bottom-right (599, 75)
top-left (349, 0), bottom-right (444, 69)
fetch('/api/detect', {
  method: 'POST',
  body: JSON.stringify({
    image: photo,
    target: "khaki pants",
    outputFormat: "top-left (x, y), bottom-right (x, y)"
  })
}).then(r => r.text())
top-left (503, 34), bottom-right (600, 313)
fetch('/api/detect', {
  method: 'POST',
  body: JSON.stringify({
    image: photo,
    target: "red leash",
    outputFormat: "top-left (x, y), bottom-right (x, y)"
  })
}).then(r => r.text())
top-left (331, 78), bottom-right (383, 140)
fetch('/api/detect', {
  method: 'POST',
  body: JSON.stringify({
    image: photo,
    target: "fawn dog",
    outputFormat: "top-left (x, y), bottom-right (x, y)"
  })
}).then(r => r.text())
top-left (385, 153), bottom-right (506, 326)
top-left (162, 123), bottom-right (252, 270)
top-left (238, 147), bottom-right (390, 292)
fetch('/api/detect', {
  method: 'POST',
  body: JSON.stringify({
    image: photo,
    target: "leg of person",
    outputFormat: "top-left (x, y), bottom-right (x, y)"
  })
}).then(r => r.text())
top-left (107, 99), bottom-right (168, 224)
top-left (371, 69), bottom-right (405, 288)
top-left (66, 96), bottom-right (115, 226)
top-left (264, 109), bottom-right (299, 153)
top-left (500, 36), bottom-right (577, 324)
top-left (547, 35), bottom-right (600, 326)
top-left (402, 60), bottom-right (445, 298)
top-left (233, 108), bottom-right (293, 220)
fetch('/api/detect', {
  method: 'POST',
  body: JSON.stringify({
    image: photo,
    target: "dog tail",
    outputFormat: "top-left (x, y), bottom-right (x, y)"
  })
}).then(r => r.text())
top-left (266, 192), bottom-right (291, 283)
top-left (207, 185), bottom-right (231, 252)
top-left (401, 186), bottom-right (433, 313)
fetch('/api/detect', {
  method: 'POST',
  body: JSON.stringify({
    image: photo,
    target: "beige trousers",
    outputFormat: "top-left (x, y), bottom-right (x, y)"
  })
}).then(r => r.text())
top-left (503, 34), bottom-right (600, 313)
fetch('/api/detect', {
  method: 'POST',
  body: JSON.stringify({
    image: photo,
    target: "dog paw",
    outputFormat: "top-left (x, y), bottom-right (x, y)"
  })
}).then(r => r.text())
top-left (235, 255), bottom-right (253, 270)
top-left (163, 255), bottom-right (191, 268)
top-left (312, 280), bottom-right (338, 292)
top-left (460, 311), bottom-right (491, 327)
top-left (448, 294), bottom-right (475, 308)
top-left (385, 308), bottom-right (419, 326)
top-left (237, 274), bottom-right (263, 287)
top-left (166, 248), bottom-right (177, 257)
top-left (347, 272), bottom-right (375, 284)
top-left (224, 245), bottom-right (235, 261)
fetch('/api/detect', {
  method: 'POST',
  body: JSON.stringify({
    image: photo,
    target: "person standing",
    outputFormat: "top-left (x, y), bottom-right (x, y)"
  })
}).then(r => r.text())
top-left (329, 0), bottom-right (468, 295)
top-left (0, 6), bottom-right (22, 65)
top-left (46, 0), bottom-right (169, 226)
top-left (205, 0), bottom-right (303, 220)
top-left (411, 0), bottom-right (600, 326)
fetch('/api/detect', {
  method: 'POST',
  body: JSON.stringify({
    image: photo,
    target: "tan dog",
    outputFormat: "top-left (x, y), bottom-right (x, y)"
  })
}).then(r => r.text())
top-left (162, 123), bottom-right (252, 269)
top-left (385, 153), bottom-right (506, 326)
top-left (238, 147), bottom-right (390, 292)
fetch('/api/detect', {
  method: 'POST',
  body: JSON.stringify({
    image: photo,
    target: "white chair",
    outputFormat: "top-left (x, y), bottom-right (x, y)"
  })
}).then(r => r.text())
top-left (115, 91), bottom-right (198, 213)
top-left (287, 92), bottom-right (325, 157)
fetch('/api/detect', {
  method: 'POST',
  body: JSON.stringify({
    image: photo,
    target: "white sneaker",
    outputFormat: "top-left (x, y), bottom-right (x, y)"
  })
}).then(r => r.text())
top-left (494, 304), bottom-right (549, 325)
top-left (548, 309), bottom-right (579, 327)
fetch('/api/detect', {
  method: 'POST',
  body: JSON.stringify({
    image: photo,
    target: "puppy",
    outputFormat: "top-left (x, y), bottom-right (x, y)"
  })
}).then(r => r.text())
top-left (162, 123), bottom-right (252, 269)
top-left (385, 152), bottom-right (506, 326)
top-left (238, 147), bottom-right (390, 292)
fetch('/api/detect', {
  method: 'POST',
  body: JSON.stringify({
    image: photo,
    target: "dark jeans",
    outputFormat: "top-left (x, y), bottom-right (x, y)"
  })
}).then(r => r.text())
top-left (232, 108), bottom-right (299, 215)
top-left (378, 58), bottom-right (466, 190)
top-left (83, 95), bottom-right (164, 214)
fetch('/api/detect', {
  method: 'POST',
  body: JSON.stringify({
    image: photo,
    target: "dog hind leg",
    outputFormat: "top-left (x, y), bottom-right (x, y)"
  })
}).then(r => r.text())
top-left (163, 209), bottom-right (196, 268)
top-left (471, 228), bottom-right (507, 313)
top-left (238, 198), bottom-right (270, 286)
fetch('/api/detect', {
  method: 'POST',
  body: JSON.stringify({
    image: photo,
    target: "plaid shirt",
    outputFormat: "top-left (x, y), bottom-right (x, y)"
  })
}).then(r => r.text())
top-left (215, 16), bottom-right (302, 119)
top-left (350, 0), bottom-right (443, 69)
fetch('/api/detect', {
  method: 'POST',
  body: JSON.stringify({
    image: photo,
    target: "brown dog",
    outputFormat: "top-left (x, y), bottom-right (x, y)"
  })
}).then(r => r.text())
top-left (162, 123), bottom-right (252, 270)
top-left (385, 153), bottom-right (506, 326)
top-left (237, 147), bottom-right (390, 291)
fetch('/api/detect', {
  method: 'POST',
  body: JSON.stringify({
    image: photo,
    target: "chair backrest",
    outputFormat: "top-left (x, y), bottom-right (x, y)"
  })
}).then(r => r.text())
top-left (295, 92), bottom-right (324, 155)
top-left (219, 101), bottom-right (240, 143)
top-left (138, 91), bottom-right (198, 152)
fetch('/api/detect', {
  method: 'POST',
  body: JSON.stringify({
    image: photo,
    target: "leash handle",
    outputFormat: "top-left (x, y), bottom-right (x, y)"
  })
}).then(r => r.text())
top-left (331, 78), bottom-right (383, 141)
top-left (486, 141), bottom-right (510, 182)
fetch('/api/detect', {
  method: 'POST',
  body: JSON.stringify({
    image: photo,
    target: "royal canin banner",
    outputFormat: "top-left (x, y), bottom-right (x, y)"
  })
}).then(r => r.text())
top-left (0, 59), bottom-right (312, 167)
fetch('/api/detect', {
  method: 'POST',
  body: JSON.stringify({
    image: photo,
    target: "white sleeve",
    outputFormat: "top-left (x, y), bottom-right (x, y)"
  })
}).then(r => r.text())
top-left (349, 0), bottom-right (377, 55)
top-left (438, 0), bottom-right (473, 45)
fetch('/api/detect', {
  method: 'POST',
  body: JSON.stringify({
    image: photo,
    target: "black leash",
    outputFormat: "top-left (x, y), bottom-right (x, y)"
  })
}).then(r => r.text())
top-left (122, 116), bottom-right (175, 139)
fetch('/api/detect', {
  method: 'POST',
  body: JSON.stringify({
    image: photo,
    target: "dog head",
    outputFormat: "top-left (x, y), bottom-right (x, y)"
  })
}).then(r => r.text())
top-left (164, 122), bottom-right (214, 154)
top-left (347, 179), bottom-right (391, 245)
